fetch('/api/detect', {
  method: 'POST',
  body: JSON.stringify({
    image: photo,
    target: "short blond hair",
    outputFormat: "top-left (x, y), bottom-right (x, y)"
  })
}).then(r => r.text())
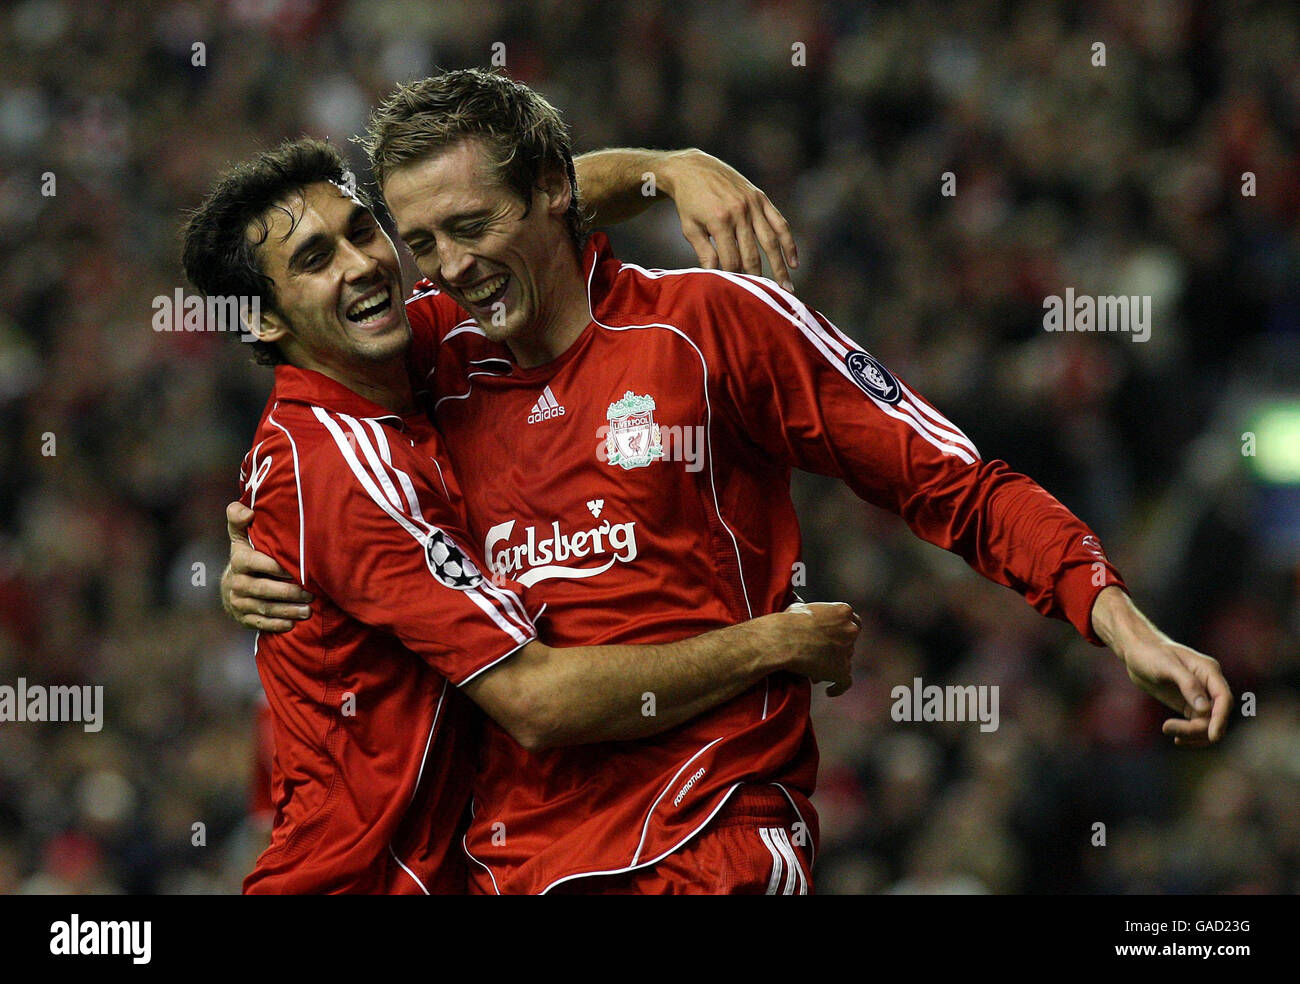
top-left (361, 69), bottom-right (588, 249)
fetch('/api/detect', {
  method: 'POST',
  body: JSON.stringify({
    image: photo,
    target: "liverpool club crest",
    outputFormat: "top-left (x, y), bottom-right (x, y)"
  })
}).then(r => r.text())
top-left (606, 391), bottom-right (664, 469)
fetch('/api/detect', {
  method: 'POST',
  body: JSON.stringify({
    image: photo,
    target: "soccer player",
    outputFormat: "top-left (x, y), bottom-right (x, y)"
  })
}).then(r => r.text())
top-left (229, 70), bottom-right (1232, 895)
top-left (186, 139), bottom-right (858, 893)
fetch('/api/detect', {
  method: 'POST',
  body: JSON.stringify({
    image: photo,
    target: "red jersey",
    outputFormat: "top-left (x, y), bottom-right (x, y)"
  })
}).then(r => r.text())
top-left (249, 695), bottom-right (275, 824)
top-left (405, 233), bottom-right (1126, 894)
top-left (239, 366), bottom-right (536, 894)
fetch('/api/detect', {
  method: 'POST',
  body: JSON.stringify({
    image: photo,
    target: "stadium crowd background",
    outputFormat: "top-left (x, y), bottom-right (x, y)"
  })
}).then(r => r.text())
top-left (1, 0), bottom-right (1296, 894)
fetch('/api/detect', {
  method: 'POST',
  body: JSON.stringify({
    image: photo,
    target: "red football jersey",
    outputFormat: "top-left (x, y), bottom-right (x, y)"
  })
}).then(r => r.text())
top-left (405, 233), bottom-right (1126, 894)
top-left (239, 366), bottom-right (536, 894)
top-left (249, 695), bottom-right (275, 824)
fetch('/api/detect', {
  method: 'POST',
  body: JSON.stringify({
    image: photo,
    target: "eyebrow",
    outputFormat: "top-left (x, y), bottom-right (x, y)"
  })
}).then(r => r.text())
top-left (287, 203), bottom-right (372, 273)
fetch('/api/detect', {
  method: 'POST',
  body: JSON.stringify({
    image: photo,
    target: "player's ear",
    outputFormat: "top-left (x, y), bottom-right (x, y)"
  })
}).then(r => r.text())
top-left (538, 164), bottom-right (572, 219)
top-left (250, 303), bottom-right (291, 345)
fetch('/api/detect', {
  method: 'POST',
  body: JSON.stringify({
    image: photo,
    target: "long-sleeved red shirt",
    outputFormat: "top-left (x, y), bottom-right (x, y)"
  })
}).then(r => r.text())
top-left (405, 233), bottom-right (1126, 894)
top-left (239, 366), bottom-right (535, 894)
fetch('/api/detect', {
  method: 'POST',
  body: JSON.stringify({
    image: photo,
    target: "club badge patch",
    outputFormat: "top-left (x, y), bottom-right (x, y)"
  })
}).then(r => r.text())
top-left (606, 391), bottom-right (664, 469)
top-left (424, 529), bottom-right (483, 590)
top-left (845, 350), bottom-right (901, 404)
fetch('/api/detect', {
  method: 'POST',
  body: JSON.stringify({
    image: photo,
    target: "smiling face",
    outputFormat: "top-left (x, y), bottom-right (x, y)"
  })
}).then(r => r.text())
top-left (251, 181), bottom-right (410, 385)
top-left (382, 138), bottom-right (577, 357)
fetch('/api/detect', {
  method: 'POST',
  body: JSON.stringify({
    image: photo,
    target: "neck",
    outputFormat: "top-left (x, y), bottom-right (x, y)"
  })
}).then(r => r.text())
top-left (508, 249), bottom-right (590, 369)
top-left (302, 359), bottom-right (415, 414)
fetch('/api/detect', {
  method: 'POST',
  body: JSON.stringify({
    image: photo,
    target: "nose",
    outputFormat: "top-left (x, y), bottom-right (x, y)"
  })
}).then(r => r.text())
top-left (436, 236), bottom-right (474, 285)
top-left (340, 238), bottom-right (381, 284)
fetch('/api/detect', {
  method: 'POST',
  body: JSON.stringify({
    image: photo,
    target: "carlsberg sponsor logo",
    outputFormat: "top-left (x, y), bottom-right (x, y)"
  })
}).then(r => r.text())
top-left (485, 517), bottom-right (638, 587)
top-left (50, 914), bottom-right (151, 964)
top-left (0, 678), bottom-right (103, 733)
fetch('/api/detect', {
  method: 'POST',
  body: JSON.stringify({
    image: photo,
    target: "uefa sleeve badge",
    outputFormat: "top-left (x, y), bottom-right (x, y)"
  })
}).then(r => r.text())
top-left (845, 351), bottom-right (902, 404)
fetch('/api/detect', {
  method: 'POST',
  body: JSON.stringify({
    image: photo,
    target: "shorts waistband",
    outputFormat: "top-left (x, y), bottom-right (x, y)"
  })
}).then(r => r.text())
top-left (711, 785), bottom-right (796, 828)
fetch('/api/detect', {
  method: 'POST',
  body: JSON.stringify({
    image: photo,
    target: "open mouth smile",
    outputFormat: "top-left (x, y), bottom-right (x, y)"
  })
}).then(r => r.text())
top-left (461, 274), bottom-right (509, 308)
top-left (346, 285), bottom-right (393, 325)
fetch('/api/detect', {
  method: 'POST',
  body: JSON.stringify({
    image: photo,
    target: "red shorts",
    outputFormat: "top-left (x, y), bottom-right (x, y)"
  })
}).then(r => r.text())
top-left (553, 785), bottom-right (813, 895)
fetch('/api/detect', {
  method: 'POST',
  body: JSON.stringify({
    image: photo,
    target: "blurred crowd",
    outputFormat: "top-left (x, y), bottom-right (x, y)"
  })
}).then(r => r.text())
top-left (0, 0), bottom-right (1296, 894)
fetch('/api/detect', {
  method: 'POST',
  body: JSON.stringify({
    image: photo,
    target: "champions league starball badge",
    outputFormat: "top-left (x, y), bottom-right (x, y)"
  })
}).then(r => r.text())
top-left (424, 529), bottom-right (484, 589)
top-left (605, 391), bottom-right (664, 470)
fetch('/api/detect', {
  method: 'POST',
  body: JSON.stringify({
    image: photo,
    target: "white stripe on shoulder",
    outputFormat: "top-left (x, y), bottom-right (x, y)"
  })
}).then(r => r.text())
top-left (352, 415), bottom-right (531, 637)
top-left (313, 407), bottom-right (432, 542)
top-left (717, 271), bottom-right (979, 465)
top-left (360, 416), bottom-right (423, 517)
top-left (339, 414), bottom-right (404, 511)
top-left (620, 263), bottom-right (979, 465)
top-left (476, 574), bottom-right (533, 631)
top-left (265, 412), bottom-right (307, 587)
top-left (896, 381), bottom-right (980, 457)
top-left (747, 279), bottom-right (980, 459)
top-left (311, 407), bottom-right (530, 646)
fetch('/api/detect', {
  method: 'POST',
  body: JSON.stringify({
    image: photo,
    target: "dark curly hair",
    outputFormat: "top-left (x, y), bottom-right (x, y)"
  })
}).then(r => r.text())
top-left (182, 138), bottom-right (369, 365)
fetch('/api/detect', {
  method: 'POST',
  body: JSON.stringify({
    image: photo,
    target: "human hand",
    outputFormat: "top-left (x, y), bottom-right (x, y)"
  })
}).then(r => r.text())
top-left (221, 501), bottom-right (312, 632)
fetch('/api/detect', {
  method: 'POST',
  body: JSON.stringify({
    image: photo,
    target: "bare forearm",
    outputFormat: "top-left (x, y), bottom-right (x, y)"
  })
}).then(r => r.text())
top-left (575, 148), bottom-right (675, 225)
top-left (1091, 585), bottom-right (1161, 657)
top-left (1089, 584), bottom-right (1233, 744)
top-left (466, 619), bottom-right (783, 750)
top-left (574, 147), bottom-right (799, 286)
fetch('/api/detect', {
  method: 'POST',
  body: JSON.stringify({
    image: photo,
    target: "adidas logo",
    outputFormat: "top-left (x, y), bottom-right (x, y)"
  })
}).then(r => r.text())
top-left (527, 385), bottom-right (566, 424)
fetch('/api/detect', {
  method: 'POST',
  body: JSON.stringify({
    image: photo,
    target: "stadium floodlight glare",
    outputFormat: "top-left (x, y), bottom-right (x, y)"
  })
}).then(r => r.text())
top-left (1245, 400), bottom-right (1300, 485)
